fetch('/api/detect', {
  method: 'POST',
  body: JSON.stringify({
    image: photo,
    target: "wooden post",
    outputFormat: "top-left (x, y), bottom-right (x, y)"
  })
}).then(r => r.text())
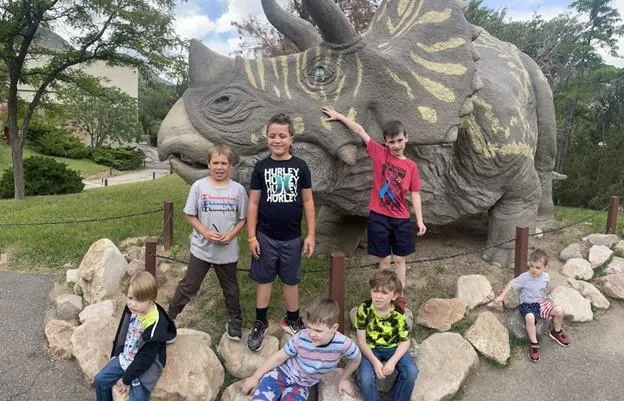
top-left (163, 200), bottom-right (174, 251)
top-left (145, 238), bottom-right (157, 278)
top-left (514, 226), bottom-right (529, 277)
top-left (153, 171), bottom-right (156, 180)
top-left (329, 252), bottom-right (346, 333)
top-left (104, 178), bottom-right (108, 187)
top-left (606, 196), bottom-right (620, 234)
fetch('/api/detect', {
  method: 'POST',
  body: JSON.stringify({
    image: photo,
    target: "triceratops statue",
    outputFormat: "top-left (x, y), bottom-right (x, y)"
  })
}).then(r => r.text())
top-left (158, 0), bottom-right (557, 265)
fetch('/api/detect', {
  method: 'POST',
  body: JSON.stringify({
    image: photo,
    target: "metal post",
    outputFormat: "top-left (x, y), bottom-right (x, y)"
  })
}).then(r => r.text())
top-left (163, 201), bottom-right (174, 251)
top-left (104, 178), bottom-right (108, 187)
top-left (153, 171), bottom-right (156, 180)
top-left (606, 196), bottom-right (620, 234)
top-left (514, 226), bottom-right (529, 277)
top-left (145, 239), bottom-right (157, 278)
top-left (329, 252), bottom-right (346, 333)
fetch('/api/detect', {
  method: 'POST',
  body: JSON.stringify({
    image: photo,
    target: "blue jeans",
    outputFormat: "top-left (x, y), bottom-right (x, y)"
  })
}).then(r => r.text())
top-left (358, 347), bottom-right (419, 401)
top-left (95, 357), bottom-right (150, 401)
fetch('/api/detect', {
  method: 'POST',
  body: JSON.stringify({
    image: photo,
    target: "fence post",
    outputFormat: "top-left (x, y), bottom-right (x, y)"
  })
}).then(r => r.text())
top-left (145, 238), bottom-right (157, 278)
top-left (329, 252), bottom-right (346, 333)
top-left (104, 178), bottom-right (108, 187)
top-left (606, 196), bottom-right (620, 235)
top-left (514, 226), bottom-right (529, 277)
top-left (163, 201), bottom-right (174, 251)
top-left (153, 171), bottom-right (156, 180)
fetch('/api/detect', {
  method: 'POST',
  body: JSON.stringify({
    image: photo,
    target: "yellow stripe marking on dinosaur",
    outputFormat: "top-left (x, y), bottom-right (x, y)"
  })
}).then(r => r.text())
top-left (416, 38), bottom-right (466, 52)
top-left (271, 58), bottom-right (279, 80)
top-left (407, 67), bottom-right (455, 102)
top-left (353, 55), bottom-right (363, 98)
top-left (280, 56), bottom-right (292, 99)
top-left (398, 0), bottom-right (410, 16)
top-left (417, 106), bottom-right (438, 123)
top-left (387, 69), bottom-right (415, 100)
top-left (321, 117), bottom-right (332, 131)
top-left (273, 85), bottom-right (281, 98)
top-left (293, 116), bottom-right (305, 134)
top-left (410, 52), bottom-right (467, 75)
top-left (334, 73), bottom-right (346, 101)
top-left (296, 51), bottom-right (320, 100)
top-left (347, 107), bottom-right (358, 122)
top-left (416, 9), bottom-right (451, 24)
top-left (257, 59), bottom-right (265, 90)
top-left (388, 0), bottom-right (421, 36)
top-left (244, 59), bottom-right (257, 89)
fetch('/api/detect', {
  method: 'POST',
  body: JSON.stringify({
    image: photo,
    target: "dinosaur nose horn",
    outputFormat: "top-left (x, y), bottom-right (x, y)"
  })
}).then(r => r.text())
top-left (189, 39), bottom-right (235, 86)
top-left (303, 0), bottom-right (359, 45)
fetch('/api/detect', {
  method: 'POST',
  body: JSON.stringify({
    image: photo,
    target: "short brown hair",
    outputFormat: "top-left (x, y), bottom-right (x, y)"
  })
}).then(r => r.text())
top-left (128, 271), bottom-right (158, 301)
top-left (265, 113), bottom-right (294, 137)
top-left (369, 269), bottom-right (403, 294)
top-left (304, 296), bottom-right (340, 327)
top-left (208, 144), bottom-right (233, 164)
top-left (382, 120), bottom-right (407, 140)
top-left (530, 248), bottom-right (549, 265)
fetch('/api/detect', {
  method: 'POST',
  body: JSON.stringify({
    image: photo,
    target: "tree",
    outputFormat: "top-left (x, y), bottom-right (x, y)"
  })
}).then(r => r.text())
top-left (139, 74), bottom-right (179, 146)
top-left (0, 0), bottom-right (179, 199)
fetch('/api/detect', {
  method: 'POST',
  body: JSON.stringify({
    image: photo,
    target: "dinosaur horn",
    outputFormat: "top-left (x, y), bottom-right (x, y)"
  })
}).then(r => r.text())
top-left (189, 39), bottom-right (235, 86)
top-left (262, 0), bottom-right (322, 50)
top-left (303, 0), bottom-right (359, 45)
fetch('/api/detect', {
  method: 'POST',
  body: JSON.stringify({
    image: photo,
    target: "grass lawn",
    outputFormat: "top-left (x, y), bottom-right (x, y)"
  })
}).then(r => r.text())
top-left (0, 142), bottom-right (110, 178)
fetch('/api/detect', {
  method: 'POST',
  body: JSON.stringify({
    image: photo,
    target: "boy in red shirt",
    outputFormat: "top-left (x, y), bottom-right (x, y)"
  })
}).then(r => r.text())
top-left (322, 106), bottom-right (426, 307)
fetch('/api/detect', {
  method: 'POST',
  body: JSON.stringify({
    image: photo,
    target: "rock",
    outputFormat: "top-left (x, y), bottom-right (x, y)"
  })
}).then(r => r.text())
top-left (66, 269), bottom-right (79, 286)
top-left (567, 279), bottom-right (610, 310)
top-left (151, 329), bottom-right (224, 401)
top-left (55, 294), bottom-right (83, 321)
top-left (596, 274), bottom-right (624, 299)
top-left (127, 259), bottom-right (145, 276)
top-left (456, 275), bottom-right (494, 310)
top-left (416, 298), bottom-right (466, 332)
top-left (507, 312), bottom-right (548, 340)
top-left (411, 332), bottom-right (478, 401)
top-left (73, 281), bottom-right (83, 296)
top-left (280, 332), bottom-right (293, 349)
top-left (123, 246), bottom-right (145, 263)
top-left (217, 332), bottom-right (280, 379)
top-left (559, 243), bottom-right (583, 261)
top-left (79, 299), bottom-right (115, 323)
top-left (588, 245), bottom-right (613, 269)
top-left (503, 288), bottom-right (520, 309)
top-left (615, 240), bottom-right (624, 255)
top-left (318, 368), bottom-right (363, 401)
top-left (548, 286), bottom-right (593, 322)
top-left (463, 311), bottom-right (510, 365)
top-left (77, 238), bottom-right (129, 304)
top-left (605, 256), bottom-right (624, 275)
top-left (71, 316), bottom-right (118, 384)
top-left (45, 320), bottom-right (75, 359)
top-left (583, 233), bottom-right (619, 248)
top-left (560, 258), bottom-right (593, 280)
top-left (220, 382), bottom-right (251, 401)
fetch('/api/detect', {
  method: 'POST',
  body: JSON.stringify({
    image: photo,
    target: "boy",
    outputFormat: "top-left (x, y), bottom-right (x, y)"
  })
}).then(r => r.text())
top-left (355, 270), bottom-right (418, 401)
top-left (493, 249), bottom-right (570, 362)
top-left (95, 271), bottom-right (176, 401)
top-left (321, 105), bottom-right (426, 307)
top-left (246, 113), bottom-right (316, 352)
top-left (241, 297), bottom-right (361, 400)
top-left (168, 144), bottom-right (248, 341)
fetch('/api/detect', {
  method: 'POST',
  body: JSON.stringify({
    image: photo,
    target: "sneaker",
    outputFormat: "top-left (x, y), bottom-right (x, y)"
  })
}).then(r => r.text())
top-left (395, 296), bottom-right (407, 311)
top-left (226, 317), bottom-right (242, 342)
top-left (549, 329), bottom-right (570, 346)
top-left (166, 337), bottom-right (176, 345)
top-left (280, 316), bottom-right (305, 336)
top-left (528, 343), bottom-right (540, 362)
top-left (247, 320), bottom-right (267, 352)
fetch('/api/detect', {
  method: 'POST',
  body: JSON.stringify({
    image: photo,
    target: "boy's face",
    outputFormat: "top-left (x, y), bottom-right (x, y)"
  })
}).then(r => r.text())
top-left (266, 123), bottom-right (293, 159)
top-left (306, 321), bottom-right (339, 345)
top-left (371, 285), bottom-right (399, 310)
top-left (208, 153), bottom-right (231, 182)
top-left (528, 260), bottom-right (546, 278)
top-left (127, 288), bottom-right (153, 315)
top-left (383, 132), bottom-right (407, 158)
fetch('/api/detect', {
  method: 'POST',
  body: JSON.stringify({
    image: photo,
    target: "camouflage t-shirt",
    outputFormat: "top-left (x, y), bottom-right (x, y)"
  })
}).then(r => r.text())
top-left (355, 300), bottom-right (409, 349)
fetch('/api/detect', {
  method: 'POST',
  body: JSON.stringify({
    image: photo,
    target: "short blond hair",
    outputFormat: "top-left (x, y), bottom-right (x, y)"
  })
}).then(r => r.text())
top-left (208, 144), bottom-right (233, 164)
top-left (304, 296), bottom-right (340, 327)
top-left (369, 270), bottom-right (403, 294)
top-left (128, 271), bottom-right (158, 301)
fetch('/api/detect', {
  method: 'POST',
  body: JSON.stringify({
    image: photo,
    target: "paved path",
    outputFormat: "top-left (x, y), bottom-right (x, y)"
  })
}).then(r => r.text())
top-left (0, 271), bottom-right (93, 401)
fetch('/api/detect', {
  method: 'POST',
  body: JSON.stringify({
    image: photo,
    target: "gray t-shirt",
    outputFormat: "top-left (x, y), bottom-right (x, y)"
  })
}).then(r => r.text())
top-left (184, 178), bottom-right (248, 264)
top-left (511, 271), bottom-right (550, 303)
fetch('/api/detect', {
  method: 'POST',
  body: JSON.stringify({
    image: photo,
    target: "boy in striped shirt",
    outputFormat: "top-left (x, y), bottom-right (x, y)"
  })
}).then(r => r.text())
top-left (241, 297), bottom-right (361, 400)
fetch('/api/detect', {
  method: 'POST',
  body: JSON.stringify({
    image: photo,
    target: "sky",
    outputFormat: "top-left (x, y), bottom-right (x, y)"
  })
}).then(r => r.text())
top-left (174, 0), bottom-right (624, 67)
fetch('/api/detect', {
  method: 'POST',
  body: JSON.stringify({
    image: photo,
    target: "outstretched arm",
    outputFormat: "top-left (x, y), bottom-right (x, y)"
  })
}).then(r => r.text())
top-left (321, 105), bottom-right (371, 144)
top-left (241, 350), bottom-right (289, 395)
top-left (493, 281), bottom-right (514, 304)
top-left (410, 191), bottom-right (426, 236)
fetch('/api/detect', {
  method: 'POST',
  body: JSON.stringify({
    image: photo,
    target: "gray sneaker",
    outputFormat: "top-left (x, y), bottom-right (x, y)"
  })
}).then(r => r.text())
top-left (226, 317), bottom-right (242, 341)
top-left (247, 320), bottom-right (267, 352)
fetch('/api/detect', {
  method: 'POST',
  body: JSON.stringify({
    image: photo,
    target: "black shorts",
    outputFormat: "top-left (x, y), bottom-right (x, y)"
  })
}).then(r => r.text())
top-left (367, 211), bottom-right (415, 258)
top-left (249, 231), bottom-right (303, 285)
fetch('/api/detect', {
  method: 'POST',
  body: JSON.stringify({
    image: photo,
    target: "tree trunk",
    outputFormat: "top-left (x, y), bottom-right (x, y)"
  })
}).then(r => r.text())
top-left (555, 101), bottom-right (576, 173)
top-left (6, 93), bottom-right (25, 200)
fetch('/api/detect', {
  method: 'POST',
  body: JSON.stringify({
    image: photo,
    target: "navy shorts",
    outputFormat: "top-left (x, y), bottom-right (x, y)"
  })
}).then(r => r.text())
top-left (250, 231), bottom-right (303, 285)
top-left (519, 300), bottom-right (555, 320)
top-left (367, 211), bottom-right (415, 257)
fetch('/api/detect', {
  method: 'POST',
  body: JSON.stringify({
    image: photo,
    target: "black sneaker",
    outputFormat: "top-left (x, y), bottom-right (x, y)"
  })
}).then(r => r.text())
top-left (226, 317), bottom-right (242, 341)
top-left (247, 320), bottom-right (267, 352)
top-left (280, 316), bottom-right (305, 336)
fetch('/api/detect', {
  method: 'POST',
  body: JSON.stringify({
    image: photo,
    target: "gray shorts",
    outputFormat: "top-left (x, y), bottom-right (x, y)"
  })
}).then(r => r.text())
top-left (249, 231), bottom-right (303, 285)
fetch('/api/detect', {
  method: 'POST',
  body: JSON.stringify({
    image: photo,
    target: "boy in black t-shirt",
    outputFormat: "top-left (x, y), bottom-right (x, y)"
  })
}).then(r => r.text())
top-left (246, 113), bottom-right (316, 352)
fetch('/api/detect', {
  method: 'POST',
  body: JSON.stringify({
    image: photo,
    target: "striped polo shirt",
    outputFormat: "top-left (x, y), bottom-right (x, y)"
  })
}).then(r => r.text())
top-left (281, 329), bottom-right (360, 387)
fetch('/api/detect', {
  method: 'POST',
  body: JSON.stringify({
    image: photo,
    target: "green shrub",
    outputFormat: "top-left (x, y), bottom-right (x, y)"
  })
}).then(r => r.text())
top-left (89, 147), bottom-right (145, 171)
top-left (31, 130), bottom-right (90, 159)
top-left (0, 156), bottom-right (84, 198)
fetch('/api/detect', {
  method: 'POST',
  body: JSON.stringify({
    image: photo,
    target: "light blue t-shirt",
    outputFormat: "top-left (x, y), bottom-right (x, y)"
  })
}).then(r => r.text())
top-left (511, 271), bottom-right (550, 303)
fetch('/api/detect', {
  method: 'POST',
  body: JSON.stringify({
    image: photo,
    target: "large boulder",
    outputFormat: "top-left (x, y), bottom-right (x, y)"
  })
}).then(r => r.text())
top-left (583, 233), bottom-right (619, 248)
top-left (503, 288), bottom-right (520, 309)
top-left (548, 286), bottom-right (593, 322)
top-left (588, 245), bottom-right (613, 269)
top-left (615, 240), bottom-right (624, 255)
top-left (560, 258), bottom-right (593, 280)
top-left (567, 279), bottom-right (610, 310)
top-left (66, 268), bottom-right (79, 286)
top-left (45, 319), bottom-right (75, 359)
top-left (596, 274), bottom-right (624, 299)
top-left (217, 332), bottom-right (280, 379)
top-left (559, 243), bottom-right (583, 261)
top-left (77, 238), bottom-right (128, 304)
top-left (416, 298), bottom-right (466, 332)
top-left (79, 299), bottom-right (116, 323)
top-left (55, 294), bottom-right (83, 321)
top-left (456, 275), bottom-right (494, 310)
top-left (71, 316), bottom-right (118, 384)
top-left (411, 332), bottom-right (478, 401)
top-left (507, 312), bottom-right (548, 340)
top-left (318, 368), bottom-right (362, 401)
top-left (605, 256), bottom-right (624, 275)
top-left (220, 382), bottom-right (251, 401)
top-left (463, 311), bottom-right (510, 365)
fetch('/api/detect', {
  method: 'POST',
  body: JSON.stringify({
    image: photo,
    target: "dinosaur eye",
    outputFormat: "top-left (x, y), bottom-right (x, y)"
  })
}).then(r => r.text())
top-left (314, 66), bottom-right (327, 82)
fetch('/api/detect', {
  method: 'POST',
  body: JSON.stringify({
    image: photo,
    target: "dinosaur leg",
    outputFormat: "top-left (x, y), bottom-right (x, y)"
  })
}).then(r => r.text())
top-left (315, 206), bottom-right (368, 257)
top-left (537, 169), bottom-right (555, 225)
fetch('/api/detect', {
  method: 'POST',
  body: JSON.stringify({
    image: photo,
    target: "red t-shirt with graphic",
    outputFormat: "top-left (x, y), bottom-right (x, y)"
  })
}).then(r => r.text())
top-left (366, 139), bottom-right (421, 219)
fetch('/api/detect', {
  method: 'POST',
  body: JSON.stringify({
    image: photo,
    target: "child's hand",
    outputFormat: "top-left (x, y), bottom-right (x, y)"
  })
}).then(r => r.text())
top-left (202, 229), bottom-right (223, 243)
top-left (416, 221), bottom-right (427, 236)
top-left (240, 376), bottom-right (258, 395)
top-left (114, 378), bottom-right (128, 394)
top-left (337, 378), bottom-right (356, 397)
top-left (219, 231), bottom-right (235, 245)
top-left (249, 238), bottom-right (261, 259)
top-left (382, 360), bottom-right (396, 376)
top-left (373, 359), bottom-right (386, 379)
top-left (303, 235), bottom-right (315, 258)
top-left (491, 295), bottom-right (503, 305)
top-left (321, 105), bottom-right (341, 121)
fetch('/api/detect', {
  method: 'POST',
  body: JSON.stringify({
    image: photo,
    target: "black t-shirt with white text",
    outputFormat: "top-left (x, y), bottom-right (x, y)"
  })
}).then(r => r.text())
top-left (250, 156), bottom-right (312, 241)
